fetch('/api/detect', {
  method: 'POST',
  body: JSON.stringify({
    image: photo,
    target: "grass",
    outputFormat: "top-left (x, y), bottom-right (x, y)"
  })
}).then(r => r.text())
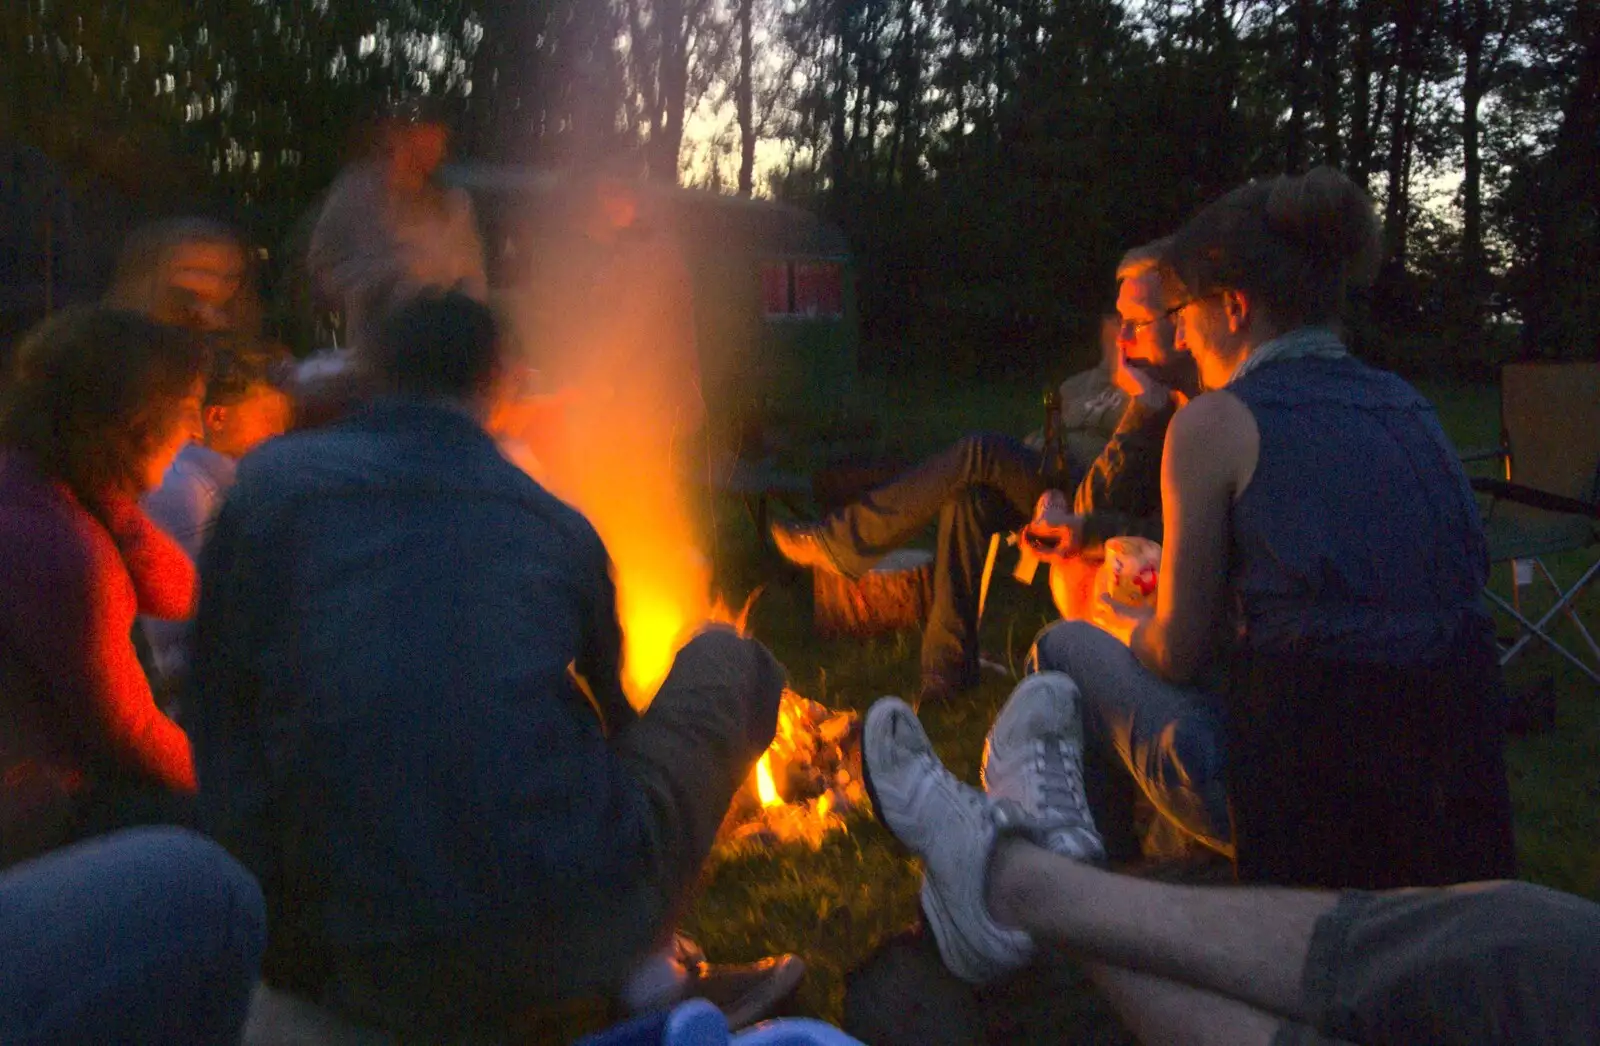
top-left (686, 375), bottom-right (1600, 1037)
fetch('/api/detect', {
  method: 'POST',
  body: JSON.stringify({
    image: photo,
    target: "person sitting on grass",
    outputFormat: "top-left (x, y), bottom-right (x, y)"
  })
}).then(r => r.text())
top-left (140, 338), bottom-right (293, 698)
top-left (1032, 166), bottom-right (1514, 888)
top-left (186, 292), bottom-right (803, 1040)
top-left (0, 309), bottom-right (206, 869)
top-left (858, 679), bottom-right (1599, 1046)
top-left (771, 239), bottom-right (1198, 708)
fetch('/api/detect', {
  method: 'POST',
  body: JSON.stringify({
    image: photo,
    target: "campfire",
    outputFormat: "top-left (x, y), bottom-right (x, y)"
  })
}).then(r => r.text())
top-left (710, 596), bottom-right (867, 854)
top-left (719, 683), bottom-right (866, 854)
top-left (521, 373), bottom-right (862, 854)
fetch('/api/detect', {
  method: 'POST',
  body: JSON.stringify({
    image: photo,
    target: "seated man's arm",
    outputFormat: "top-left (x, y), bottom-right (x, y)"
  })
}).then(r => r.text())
top-left (573, 528), bottom-right (636, 734)
top-left (1072, 393), bottom-right (1175, 553)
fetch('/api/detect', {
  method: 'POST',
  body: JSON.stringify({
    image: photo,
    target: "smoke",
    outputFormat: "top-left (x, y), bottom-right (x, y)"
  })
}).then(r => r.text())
top-left (511, 176), bottom-right (711, 708)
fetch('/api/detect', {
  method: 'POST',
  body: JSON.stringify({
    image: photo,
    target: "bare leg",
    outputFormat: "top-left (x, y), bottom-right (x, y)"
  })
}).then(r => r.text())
top-left (987, 838), bottom-right (1335, 1024)
top-left (1087, 963), bottom-right (1282, 1046)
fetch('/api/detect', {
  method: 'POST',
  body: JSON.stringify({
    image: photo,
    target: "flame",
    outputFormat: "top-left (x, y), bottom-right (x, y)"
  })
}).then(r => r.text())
top-left (529, 393), bottom-right (710, 709)
top-left (498, 227), bottom-right (850, 843)
top-left (754, 752), bottom-right (781, 807)
top-left (617, 578), bottom-right (705, 706)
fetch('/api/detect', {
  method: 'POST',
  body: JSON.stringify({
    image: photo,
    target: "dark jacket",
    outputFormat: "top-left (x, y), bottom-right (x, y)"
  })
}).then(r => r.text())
top-left (1073, 395), bottom-right (1174, 553)
top-left (186, 398), bottom-right (646, 962)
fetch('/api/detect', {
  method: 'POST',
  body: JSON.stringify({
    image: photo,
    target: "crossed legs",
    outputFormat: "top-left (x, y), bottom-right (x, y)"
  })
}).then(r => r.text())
top-left (987, 838), bottom-right (1340, 1045)
top-left (863, 683), bottom-right (1600, 1046)
top-left (783, 433), bottom-right (1050, 691)
top-left (1031, 621), bottom-right (1232, 856)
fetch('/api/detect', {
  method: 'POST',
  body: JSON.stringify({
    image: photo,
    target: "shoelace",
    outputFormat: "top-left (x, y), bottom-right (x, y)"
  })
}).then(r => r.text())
top-left (1033, 735), bottom-right (1089, 828)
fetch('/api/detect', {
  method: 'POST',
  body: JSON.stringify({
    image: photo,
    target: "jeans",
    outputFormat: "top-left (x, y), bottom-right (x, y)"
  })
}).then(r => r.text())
top-left (0, 827), bottom-right (265, 1046)
top-left (815, 434), bottom-right (1054, 686)
top-left (1031, 621), bottom-right (1233, 857)
top-left (324, 629), bottom-right (785, 1039)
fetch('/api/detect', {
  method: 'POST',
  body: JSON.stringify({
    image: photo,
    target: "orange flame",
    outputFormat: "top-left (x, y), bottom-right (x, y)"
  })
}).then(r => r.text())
top-left (531, 400), bottom-right (710, 709)
top-left (754, 752), bottom-right (781, 807)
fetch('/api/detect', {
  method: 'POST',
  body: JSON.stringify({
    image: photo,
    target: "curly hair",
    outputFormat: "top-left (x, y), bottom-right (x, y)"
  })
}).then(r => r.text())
top-left (0, 308), bottom-right (210, 508)
top-left (204, 335), bottom-right (293, 408)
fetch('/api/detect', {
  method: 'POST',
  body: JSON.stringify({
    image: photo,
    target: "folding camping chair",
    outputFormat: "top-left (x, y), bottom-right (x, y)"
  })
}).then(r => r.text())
top-left (1470, 361), bottom-right (1600, 686)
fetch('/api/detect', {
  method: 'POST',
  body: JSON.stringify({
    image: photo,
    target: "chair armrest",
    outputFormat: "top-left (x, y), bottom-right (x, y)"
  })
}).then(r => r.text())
top-left (1470, 477), bottom-right (1600, 520)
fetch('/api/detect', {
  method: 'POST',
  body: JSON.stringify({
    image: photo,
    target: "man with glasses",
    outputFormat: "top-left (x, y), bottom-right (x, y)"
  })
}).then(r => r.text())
top-left (772, 240), bottom-right (1197, 708)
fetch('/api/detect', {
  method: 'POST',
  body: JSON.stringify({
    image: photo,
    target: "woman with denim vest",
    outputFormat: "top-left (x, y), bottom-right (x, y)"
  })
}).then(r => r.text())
top-left (1036, 166), bottom-right (1514, 888)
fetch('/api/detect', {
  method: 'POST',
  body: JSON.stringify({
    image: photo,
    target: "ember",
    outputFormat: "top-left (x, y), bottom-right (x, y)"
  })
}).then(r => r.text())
top-left (716, 688), bottom-right (865, 855)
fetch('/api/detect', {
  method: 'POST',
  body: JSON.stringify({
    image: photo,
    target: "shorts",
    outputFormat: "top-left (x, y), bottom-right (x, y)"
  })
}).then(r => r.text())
top-left (1276, 880), bottom-right (1600, 1045)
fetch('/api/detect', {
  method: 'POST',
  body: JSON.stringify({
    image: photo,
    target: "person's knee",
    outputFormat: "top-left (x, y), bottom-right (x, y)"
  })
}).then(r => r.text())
top-left (676, 627), bottom-right (785, 751)
top-left (1031, 620), bottom-right (1104, 676)
top-left (954, 432), bottom-right (1020, 470)
top-left (127, 828), bottom-right (266, 972)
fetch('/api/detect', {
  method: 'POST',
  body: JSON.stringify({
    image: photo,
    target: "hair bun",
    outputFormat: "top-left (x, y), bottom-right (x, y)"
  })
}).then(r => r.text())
top-left (1265, 167), bottom-right (1382, 286)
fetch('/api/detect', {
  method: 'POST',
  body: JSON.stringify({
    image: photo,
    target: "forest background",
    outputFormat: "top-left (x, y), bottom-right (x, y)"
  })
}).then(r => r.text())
top-left (2, 0), bottom-right (1597, 379)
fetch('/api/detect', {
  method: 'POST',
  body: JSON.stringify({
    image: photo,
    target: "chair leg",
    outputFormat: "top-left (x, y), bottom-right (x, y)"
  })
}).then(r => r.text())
top-left (1486, 559), bottom-right (1600, 686)
top-left (1534, 558), bottom-right (1600, 666)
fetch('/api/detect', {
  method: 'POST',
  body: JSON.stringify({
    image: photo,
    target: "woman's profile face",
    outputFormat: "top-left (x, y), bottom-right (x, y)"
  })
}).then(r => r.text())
top-left (1171, 294), bottom-right (1241, 390)
top-left (139, 380), bottom-right (206, 493)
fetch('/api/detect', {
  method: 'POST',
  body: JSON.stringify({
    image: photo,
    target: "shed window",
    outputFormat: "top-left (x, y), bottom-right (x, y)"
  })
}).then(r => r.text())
top-left (761, 261), bottom-right (791, 316)
top-left (761, 259), bottom-right (844, 319)
top-left (794, 261), bottom-right (844, 318)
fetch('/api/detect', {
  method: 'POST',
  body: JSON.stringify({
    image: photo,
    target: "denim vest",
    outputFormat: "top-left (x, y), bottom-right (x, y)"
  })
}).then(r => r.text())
top-left (1227, 355), bottom-right (1489, 665)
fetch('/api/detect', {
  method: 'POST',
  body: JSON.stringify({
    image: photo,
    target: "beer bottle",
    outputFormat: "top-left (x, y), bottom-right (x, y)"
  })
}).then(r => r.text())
top-left (1039, 387), bottom-right (1069, 487)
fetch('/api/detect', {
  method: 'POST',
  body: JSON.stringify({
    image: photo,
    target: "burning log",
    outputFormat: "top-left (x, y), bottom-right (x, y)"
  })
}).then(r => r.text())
top-left (812, 548), bottom-right (933, 638)
top-left (714, 689), bottom-right (866, 856)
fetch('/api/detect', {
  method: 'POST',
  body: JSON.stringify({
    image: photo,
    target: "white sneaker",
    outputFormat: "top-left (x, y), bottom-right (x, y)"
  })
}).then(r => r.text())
top-left (982, 672), bottom-right (1105, 862)
top-left (861, 697), bottom-right (1034, 984)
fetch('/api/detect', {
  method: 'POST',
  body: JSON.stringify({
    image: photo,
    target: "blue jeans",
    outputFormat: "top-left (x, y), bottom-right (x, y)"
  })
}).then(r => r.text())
top-left (1031, 621), bottom-right (1233, 857)
top-left (0, 827), bottom-right (265, 1045)
top-left (815, 434), bottom-right (1055, 686)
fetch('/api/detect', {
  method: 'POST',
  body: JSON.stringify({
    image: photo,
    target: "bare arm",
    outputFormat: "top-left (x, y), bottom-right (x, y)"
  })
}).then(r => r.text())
top-left (1127, 391), bottom-right (1258, 684)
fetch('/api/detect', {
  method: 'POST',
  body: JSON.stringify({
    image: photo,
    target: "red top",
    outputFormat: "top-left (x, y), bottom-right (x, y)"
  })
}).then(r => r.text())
top-left (0, 451), bottom-right (197, 794)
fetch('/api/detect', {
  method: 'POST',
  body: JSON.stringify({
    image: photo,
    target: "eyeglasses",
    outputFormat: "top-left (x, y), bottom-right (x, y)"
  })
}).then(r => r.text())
top-left (1121, 315), bottom-right (1162, 337)
top-left (1163, 292), bottom-right (1223, 317)
top-left (1120, 293), bottom-right (1224, 337)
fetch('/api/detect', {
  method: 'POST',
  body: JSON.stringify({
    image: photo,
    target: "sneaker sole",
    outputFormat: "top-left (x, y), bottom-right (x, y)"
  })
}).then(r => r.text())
top-left (864, 700), bottom-right (902, 850)
top-left (860, 698), bottom-right (913, 856)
